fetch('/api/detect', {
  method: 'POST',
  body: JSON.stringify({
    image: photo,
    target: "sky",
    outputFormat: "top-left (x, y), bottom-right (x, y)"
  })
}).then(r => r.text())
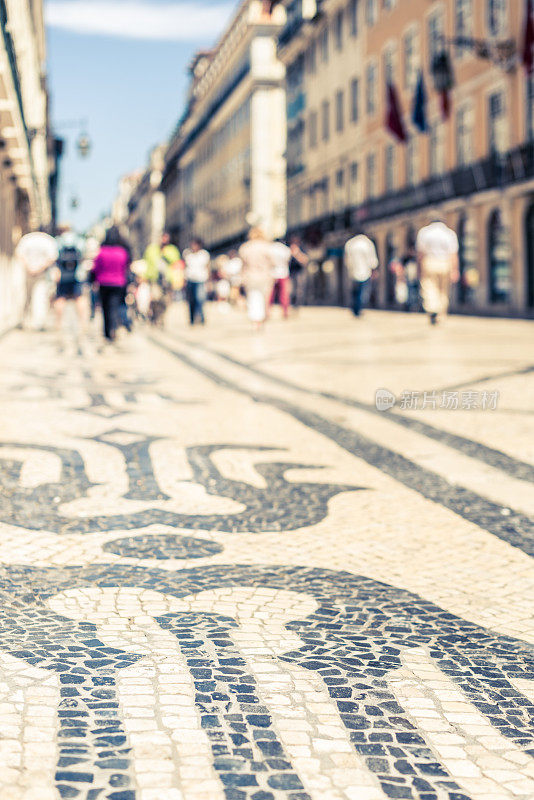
top-left (46, 0), bottom-right (236, 231)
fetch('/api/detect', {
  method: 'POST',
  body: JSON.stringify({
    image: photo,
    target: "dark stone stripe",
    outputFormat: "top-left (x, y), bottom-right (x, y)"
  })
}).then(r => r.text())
top-left (163, 333), bottom-right (534, 484)
top-left (150, 334), bottom-right (534, 558)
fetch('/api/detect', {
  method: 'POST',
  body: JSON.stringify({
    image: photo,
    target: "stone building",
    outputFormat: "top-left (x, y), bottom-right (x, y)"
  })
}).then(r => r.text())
top-left (275, 0), bottom-right (534, 315)
top-left (0, 0), bottom-right (52, 331)
top-left (162, 0), bottom-right (287, 253)
top-left (125, 145), bottom-right (166, 259)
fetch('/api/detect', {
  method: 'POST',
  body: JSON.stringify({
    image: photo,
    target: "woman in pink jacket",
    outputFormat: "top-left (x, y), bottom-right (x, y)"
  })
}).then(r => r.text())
top-left (92, 227), bottom-right (131, 341)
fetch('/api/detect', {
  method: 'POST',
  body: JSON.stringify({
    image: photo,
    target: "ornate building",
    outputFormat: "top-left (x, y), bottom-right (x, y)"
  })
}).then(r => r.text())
top-left (275, 0), bottom-right (534, 315)
top-left (0, 0), bottom-right (52, 331)
top-left (162, 0), bottom-right (287, 253)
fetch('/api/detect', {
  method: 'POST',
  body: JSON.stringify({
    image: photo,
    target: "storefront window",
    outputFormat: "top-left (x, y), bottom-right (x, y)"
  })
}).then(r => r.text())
top-left (488, 209), bottom-right (511, 304)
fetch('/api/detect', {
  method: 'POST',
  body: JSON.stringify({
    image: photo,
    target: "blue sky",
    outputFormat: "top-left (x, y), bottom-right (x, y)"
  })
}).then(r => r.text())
top-left (46, 0), bottom-right (235, 230)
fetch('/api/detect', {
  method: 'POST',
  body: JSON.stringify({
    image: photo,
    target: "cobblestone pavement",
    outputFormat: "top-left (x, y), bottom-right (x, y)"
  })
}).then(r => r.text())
top-left (0, 307), bottom-right (533, 800)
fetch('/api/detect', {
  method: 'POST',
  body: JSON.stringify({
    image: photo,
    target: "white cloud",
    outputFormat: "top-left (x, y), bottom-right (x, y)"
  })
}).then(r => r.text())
top-left (45, 0), bottom-right (234, 42)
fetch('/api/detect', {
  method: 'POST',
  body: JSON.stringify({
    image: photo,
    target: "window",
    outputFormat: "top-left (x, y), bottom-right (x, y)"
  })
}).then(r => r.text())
top-left (366, 62), bottom-right (377, 115)
top-left (320, 25), bottom-right (329, 62)
top-left (351, 161), bottom-right (359, 182)
top-left (366, 0), bottom-right (377, 26)
top-left (351, 77), bottom-right (360, 122)
top-left (403, 27), bottom-right (418, 89)
top-left (488, 91), bottom-right (506, 153)
top-left (456, 102), bottom-right (473, 166)
top-left (383, 0), bottom-right (396, 9)
top-left (336, 168), bottom-right (345, 187)
top-left (336, 90), bottom-right (345, 132)
top-left (383, 44), bottom-right (395, 86)
top-left (335, 10), bottom-right (344, 50)
top-left (385, 144), bottom-right (396, 192)
top-left (349, 0), bottom-right (359, 36)
top-left (528, 76), bottom-right (534, 140)
top-left (487, 0), bottom-right (506, 36)
top-left (406, 136), bottom-right (418, 186)
top-left (322, 99), bottom-right (330, 141)
top-left (309, 110), bottom-right (318, 148)
top-left (428, 10), bottom-right (444, 68)
top-left (429, 122), bottom-right (444, 175)
top-left (366, 152), bottom-right (377, 198)
top-left (307, 40), bottom-right (317, 73)
top-left (455, 0), bottom-right (473, 57)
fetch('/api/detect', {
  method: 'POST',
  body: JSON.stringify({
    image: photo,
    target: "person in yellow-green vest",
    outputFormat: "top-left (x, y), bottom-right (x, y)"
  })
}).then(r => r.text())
top-left (143, 233), bottom-right (181, 285)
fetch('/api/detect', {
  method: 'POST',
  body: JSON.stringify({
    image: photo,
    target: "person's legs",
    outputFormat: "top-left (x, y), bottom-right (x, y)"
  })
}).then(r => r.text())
top-left (187, 283), bottom-right (196, 325)
top-left (99, 287), bottom-right (111, 339)
top-left (54, 296), bottom-right (66, 330)
top-left (351, 280), bottom-right (363, 316)
top-left (197, 283), bottom-right (206, 324)
top-left (75, 291), bottom-right (88, 334)
top-left (279, 277), bottom-right (290, 317)
top-left (268, 280), bottom-right (278, 315)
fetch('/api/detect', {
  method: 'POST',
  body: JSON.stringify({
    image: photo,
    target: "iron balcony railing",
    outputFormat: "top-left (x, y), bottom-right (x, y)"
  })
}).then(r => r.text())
top-left (356, 142), bottom-right (534, 224)
top-left (294, 142), bottom-right (534, 237)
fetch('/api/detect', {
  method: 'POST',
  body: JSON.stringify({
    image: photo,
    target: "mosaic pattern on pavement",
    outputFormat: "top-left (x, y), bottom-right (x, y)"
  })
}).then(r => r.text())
top-left (0, 311), bottom-right (533, 800)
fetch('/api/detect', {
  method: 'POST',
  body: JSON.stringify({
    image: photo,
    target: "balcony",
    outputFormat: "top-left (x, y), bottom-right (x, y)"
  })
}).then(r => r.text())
top-left (356, 143), bottom-right (534, 225)
top-left (290, 142), bottom-right (534, 237)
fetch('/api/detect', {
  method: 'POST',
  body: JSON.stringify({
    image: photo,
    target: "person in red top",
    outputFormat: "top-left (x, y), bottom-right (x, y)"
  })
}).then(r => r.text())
top-left (92, 227), bottom-right (131, 341)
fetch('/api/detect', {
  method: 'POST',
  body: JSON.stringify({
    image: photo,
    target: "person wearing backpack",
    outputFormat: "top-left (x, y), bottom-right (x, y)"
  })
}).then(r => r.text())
top-left (54, 228), bottom-right (87, 332)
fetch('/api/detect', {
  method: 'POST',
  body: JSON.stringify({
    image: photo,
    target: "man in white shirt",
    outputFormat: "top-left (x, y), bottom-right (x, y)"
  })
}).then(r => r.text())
top-left (344, 233), bottom-right (379, 316)
top-left (416, 219), bottom-right (459, 324)
top-left (183, 238), bottom-right (210, 325)
top-left (15, 230), bottom-right (59, 329)
top-left (269, 240), bottom-right (292, 318)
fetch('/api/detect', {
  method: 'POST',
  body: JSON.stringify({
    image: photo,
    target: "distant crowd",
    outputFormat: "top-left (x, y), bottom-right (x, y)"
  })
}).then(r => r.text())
top-left (15, 217), bottom-right (463, 342)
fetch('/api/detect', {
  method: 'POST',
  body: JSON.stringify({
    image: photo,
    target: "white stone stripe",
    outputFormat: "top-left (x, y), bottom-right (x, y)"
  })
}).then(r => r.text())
top-left (177, 588), bottom-right (386, 800)
top-left (0, 652), bottom-right (59, 800)
top-left (48, 588), bottom-right (226, 800)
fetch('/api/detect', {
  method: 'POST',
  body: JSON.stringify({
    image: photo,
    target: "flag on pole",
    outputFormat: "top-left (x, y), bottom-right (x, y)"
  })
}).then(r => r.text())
top-left (385, 82), bottom-right (407, 142)
top-left (412, 71), bottom-right (428, 133)
top-left (523, 0), bottom-right (534, 74)
top-left (440, 89), bottom-right (452, 120)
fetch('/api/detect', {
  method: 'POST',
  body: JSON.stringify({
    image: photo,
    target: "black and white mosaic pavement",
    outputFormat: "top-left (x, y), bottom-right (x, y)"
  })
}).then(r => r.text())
top-left (0, 314), bottom-right (533, 800)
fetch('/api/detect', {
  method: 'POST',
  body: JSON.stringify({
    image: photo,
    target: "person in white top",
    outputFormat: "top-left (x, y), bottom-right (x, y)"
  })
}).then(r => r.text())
top-left (183, 238), bottom-right (210, 325)
top-left (416, 220), bottom-right (459, 324)
top-left (269, 240), bottom-right (292, 318)
top-left (344, 233), bottom-right (379, 316)
top-left (225, 250), bottom-right (244, 305)
top-left (15, 230), bottom-right (59, 329)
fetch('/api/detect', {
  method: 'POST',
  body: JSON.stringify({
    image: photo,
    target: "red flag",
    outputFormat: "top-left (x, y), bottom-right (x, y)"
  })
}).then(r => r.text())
top-left (385, 82), bottom-right (407, 143)
top-left (523, 0), bottom-right (534, 74)
top-left (440, 89), bottom-right (451, 120)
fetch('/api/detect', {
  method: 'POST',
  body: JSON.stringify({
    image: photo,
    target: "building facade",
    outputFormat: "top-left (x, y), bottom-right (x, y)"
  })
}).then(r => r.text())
top-left (125, 145), bottom-right (166, 259)
top-left (162, 0), bottom-right (287, 253)
top-left (276, 0), bottom-right (534, 315)
top-left (0, 0), bottom-right (52, 331)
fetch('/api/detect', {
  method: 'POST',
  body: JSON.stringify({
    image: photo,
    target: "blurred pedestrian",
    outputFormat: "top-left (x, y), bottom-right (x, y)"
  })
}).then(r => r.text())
top-left (416, 219), bottom-right (459, 325)
top-left (269, 239), bottom-right (292, 318)
top-left (143, 232), bottom-right (181, 285)
top-left (54, 228), bottom-right (87, 332)
top-left (15, 230), bottom-right (58, 330)
top-left (401, 250), bottom-right (420, 311)
top-left (226, 249), bottom-right (243, 305)
top-left (289, 235), bottom-right (309, 309)
top-left (183, 238), bottom-right (210, 325)
top-left (92, 226), bottom-right (131, 341)
top-left (344, 232), bottom-right (379, 316)
top-left (239, 228), bottom-right (274, 330)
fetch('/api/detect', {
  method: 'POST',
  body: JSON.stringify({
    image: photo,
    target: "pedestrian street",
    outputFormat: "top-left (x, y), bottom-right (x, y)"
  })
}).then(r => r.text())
top-left (0, 307), bottom-right (533, 800)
